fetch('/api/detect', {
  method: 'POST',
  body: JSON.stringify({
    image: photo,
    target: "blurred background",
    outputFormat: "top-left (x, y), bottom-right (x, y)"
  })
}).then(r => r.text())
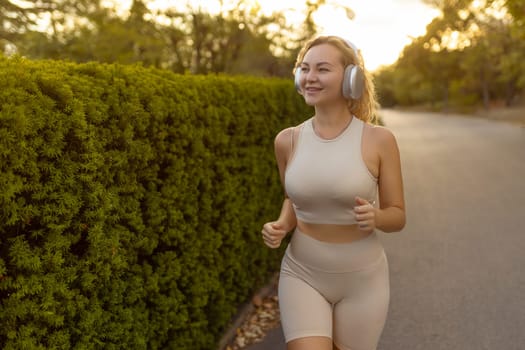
top-left (2, 0), bottom-right (524, 113)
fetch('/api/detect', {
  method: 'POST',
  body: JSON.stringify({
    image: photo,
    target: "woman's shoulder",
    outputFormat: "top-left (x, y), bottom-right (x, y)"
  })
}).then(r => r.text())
top-left (363, 123), bottom-right (400, 159)
top-left (274, 121), bottom-right (306, 157)
top-left (275, 126), bottom-right (293, 140)
top-left (364, 123), bottom-right (397, 145)
top-left (275, 121), bottom-right (305, 144)
top-left (275, 127), bottom-right (293, 150)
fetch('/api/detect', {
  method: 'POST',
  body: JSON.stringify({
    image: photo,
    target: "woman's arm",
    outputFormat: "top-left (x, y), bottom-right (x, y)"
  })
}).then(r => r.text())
top-left (273, 127), bottom-right (298, 231)
top-left (261, 127), bottom-right (297, 248)
top-left (374, 127), bottom-right (406, 232)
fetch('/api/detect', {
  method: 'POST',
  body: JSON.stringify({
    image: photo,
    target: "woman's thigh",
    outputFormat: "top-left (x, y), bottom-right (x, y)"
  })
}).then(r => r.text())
top-left (332, 255), bottom-right (390, 350)
top-left (278, 266), bottom-right (333, 343)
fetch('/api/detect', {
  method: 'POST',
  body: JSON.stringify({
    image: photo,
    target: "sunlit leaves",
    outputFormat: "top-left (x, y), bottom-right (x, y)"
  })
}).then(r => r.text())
top-left (375, 0), bottom-right (524, 109)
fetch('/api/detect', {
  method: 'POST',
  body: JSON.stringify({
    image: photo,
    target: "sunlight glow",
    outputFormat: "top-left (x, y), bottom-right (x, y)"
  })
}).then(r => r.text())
top-left (312, 1), bottom-right (440, 70)
top-left (440, 29), bottom-right (473, 51)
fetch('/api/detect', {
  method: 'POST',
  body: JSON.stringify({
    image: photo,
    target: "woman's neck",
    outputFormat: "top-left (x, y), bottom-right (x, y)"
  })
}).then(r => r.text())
top-left (312, 103), bottom-right (354, 139)
top-left (313, 103), bottom-right (352, 127)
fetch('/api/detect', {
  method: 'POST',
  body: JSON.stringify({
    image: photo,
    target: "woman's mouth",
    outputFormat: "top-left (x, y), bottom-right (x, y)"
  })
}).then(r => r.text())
top-left (305, 86), bottom-right (322, 93)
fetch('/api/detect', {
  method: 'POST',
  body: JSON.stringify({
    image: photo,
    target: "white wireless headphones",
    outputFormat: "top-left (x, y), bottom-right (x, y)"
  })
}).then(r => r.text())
top-left (294, 37), bottom-right (365, 100)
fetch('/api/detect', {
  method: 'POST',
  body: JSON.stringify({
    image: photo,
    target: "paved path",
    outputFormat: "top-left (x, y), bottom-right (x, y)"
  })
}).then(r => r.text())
top-left (247, 109), bottom-right (525, 350)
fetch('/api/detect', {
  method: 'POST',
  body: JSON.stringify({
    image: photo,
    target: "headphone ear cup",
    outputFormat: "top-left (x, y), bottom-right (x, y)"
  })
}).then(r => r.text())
top-left (342, 65), bottom-right (365, 99)
top-left (294, 69), bottom-right (302, 94)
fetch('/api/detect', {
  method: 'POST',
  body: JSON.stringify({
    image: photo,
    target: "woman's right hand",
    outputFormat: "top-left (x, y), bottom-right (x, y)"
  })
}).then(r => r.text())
top-left (261, 221), bottom-right (288, 249)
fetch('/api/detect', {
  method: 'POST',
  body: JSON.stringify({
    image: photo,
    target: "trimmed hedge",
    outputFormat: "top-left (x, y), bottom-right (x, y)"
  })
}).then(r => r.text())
top-left (0, 56), bottom-right (310, 349)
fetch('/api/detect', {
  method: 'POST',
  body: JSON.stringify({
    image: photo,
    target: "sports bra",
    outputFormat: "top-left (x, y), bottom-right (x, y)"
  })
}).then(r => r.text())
top-left (284, 116), bottom-right (378, 225)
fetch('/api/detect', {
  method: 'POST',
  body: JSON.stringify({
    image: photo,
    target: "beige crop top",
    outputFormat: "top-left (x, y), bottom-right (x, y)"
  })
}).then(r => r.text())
top-left (284, 116), bottom-right (378, 225)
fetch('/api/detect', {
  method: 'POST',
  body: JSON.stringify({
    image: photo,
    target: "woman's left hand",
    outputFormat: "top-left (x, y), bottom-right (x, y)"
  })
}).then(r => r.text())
top-left (354, 196), bottom-right (377, 233)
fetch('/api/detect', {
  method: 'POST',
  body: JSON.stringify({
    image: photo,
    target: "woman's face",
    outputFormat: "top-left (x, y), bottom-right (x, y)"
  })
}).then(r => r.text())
top-left (298, 43), bottom-right (345, 106)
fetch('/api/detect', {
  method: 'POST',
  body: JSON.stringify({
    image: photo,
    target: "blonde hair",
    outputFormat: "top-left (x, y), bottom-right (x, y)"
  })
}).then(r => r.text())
top-left (294, 35), bottom-right (378, 124)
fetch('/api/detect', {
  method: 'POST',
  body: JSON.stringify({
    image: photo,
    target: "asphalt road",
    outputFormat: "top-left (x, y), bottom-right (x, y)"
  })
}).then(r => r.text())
top-left (247, 109), bottom-right (525, 350)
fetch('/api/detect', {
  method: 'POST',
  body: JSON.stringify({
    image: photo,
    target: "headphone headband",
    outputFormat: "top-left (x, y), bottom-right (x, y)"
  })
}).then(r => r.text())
top-left (342, 38), bottom-right (359, 59)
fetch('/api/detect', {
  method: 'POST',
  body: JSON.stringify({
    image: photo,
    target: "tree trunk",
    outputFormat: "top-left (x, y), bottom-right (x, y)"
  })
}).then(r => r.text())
top-left (442, 82), bottom-right (449, 112)
top-left (505, 79), bottom-right (516, 106)
top-left (481, 69), bottom-right (490, 110)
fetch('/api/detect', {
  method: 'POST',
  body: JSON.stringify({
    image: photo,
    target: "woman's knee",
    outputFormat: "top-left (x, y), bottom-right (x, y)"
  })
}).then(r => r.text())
top-left (287, 336), bottom-right (333, 350)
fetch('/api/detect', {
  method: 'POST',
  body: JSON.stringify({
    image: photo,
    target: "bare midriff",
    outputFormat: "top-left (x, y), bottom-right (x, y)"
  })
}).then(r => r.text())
top-left (296, 220), bottom-right (372, 243)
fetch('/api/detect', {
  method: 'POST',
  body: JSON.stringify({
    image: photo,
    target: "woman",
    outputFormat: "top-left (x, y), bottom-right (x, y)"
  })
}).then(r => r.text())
top-left (261, 35), bottom-right (406, 350)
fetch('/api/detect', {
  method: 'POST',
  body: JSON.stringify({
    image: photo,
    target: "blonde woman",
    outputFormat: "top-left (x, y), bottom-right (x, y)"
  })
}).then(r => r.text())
top-left (261, 36), bottom-right (406, 350)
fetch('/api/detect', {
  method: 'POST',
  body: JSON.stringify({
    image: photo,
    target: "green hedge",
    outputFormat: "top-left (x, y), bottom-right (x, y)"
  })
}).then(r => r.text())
top-left (0, 56), bottom-right (310, 349)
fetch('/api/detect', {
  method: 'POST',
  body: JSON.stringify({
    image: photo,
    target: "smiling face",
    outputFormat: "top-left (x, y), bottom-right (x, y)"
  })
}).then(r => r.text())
top-left (298, 43), bottom-right (346, 107)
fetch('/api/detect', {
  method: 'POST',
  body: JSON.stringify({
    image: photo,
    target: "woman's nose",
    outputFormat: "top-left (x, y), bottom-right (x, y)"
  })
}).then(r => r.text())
top-left (306, 70), bottom-right (318, 82)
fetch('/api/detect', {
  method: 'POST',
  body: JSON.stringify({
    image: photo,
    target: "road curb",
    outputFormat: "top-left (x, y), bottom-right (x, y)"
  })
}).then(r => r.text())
top-left (217, 273), bottom-right (279, 350)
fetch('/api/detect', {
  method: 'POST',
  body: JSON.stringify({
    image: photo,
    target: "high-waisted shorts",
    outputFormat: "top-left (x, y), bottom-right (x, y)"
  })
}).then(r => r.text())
top-left (278, 229), bottom-right (389, 350)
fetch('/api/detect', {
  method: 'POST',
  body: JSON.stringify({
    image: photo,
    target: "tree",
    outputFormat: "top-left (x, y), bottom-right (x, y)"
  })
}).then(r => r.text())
top-left (6, 0), bottom-right (356, 77)
top-left (17, 0), bottom-right (167, 66)
top-left (503, 0), bottom-right (525, 94)
top-left (421, 0), bottom-right (524, 106)
top-left (0, 0), bottom-right (58, 53)
top-left (375, 0), bottom-right (525, 109)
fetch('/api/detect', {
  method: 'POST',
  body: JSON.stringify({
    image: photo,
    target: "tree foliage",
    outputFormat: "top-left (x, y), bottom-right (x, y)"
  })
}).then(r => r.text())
top-left (3, 0), bottom-right (336, 77)
top-left (0, 0), bottom-right (56, 52)
top-left (375, 0), bottom-right (525, 109)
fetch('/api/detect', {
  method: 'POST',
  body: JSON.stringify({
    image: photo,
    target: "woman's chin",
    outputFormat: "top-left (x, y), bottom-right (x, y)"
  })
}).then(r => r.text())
top-left (303, 95), bottom-right (320, 106)
top-left (304, 100), bottom-right (316, 106)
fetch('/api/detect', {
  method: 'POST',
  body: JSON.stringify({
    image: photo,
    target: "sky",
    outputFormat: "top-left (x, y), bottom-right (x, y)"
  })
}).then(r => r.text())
top-left (117, 0), bottom-right (441, 71)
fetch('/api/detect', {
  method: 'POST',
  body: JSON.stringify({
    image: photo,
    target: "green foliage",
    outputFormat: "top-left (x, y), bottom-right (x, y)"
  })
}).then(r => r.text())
top-left (0, 56), bottom-right (310, 349)
top-left (374, 0), bottom-right (525, 109)
top-left (5, 0), bottom-right (302, 77)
